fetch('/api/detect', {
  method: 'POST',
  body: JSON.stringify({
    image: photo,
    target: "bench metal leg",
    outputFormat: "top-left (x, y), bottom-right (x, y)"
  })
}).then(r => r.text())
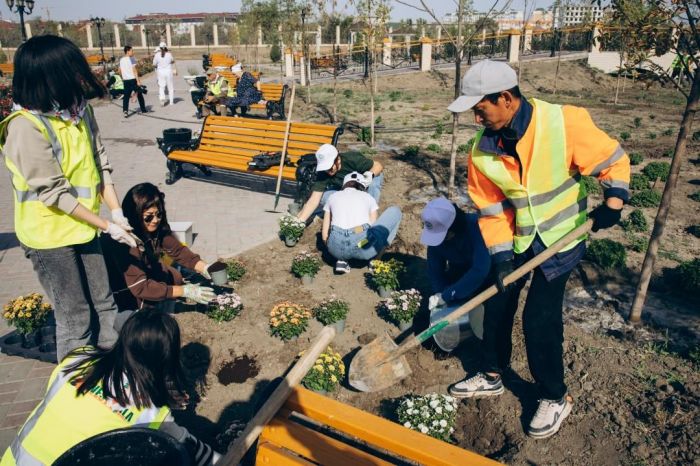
top-left (166, 160), bottom-right (183, 185)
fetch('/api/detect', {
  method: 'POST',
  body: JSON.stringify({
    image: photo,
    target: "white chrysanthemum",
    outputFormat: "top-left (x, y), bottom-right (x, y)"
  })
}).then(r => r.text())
top-left (403, 422), bottom-right (411, 428)
top-left (445, 404), bottom-right (454, 412)
top-left (420, 426), bottom-right (429, 434)
top-left (439, 419), bottom-right (447, 427)
top-left (435, 406), bottom-right (443, 414)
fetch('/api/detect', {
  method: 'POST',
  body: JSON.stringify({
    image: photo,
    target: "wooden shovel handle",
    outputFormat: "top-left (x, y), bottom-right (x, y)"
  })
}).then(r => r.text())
top-left (220, 325), bottom-right (336, 466)
top-left (273, 82), bottom-right (296, 200)
top-left (403, 220), bottom-right (593, 352)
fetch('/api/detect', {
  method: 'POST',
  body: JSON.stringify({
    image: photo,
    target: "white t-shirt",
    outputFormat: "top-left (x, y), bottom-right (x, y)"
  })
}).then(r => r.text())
top-left (153, 52), bottom-right (174, 72)
top-left (324, 188), bottom-right (378, 229)
top-left (119, 56), bottom-right (136, 80)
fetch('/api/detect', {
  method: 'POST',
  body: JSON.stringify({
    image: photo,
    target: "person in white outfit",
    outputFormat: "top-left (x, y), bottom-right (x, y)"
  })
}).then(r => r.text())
top-left (153, 42), bottom-right (176, 106)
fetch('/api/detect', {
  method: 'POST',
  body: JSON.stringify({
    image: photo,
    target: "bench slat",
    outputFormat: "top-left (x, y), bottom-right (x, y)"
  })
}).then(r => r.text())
top-left (201, 131), bottom-right (328, 151)
top-left (206, 117), bottom-right (338, 136)
top-left (260, 416), bottom-right (394, 466)
top-left (255, 442), bottom-right (315, 466)
top-left (284, 388), bottom-right (502, 466)
top-left (203, 127), bottom-right (332, 145)
top-left (199, 140), bottom-right (315, 158)
top-left (168, 150), bottom-right (297, 180)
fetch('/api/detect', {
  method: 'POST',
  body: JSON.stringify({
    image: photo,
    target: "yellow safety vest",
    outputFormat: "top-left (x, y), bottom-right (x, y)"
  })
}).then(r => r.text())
top-left (112, 75), bottom-right (124, 91)
top-left (471, 98), bottom-right (587, 254)
top-left (0, 108), bottom-right (102, 249)
top-left (0, 353), bottom-right (171, 466)
top-left (207, 76), bottom-right (227, 97)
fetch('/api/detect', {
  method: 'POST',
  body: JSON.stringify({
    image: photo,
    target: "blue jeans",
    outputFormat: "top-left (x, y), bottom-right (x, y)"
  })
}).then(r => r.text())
top-left (316, 173), bottom-right (385, 218)
top-left (327, 205), bottom-right (402, 261)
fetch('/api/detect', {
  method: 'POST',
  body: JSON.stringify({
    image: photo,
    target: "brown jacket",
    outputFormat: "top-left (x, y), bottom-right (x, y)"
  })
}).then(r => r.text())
top-left (101, 230), bottom-right (201, 310)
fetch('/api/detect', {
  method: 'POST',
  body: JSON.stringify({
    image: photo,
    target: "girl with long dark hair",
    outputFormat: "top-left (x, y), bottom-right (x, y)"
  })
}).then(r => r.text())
top-left (0, 35), bottom-right (137, 360)
top-left (101, 182), bottom-right (216, 310)
top-left (1, 309), bottom-right (221, 465)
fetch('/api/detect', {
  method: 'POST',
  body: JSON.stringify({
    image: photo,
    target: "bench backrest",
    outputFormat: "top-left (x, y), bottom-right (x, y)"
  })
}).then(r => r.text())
top-left (259, 83), bottom-right (286, 102)
top-left (256, 387), bottom-right (501, 466)
top-left (85, 55), bottom-right (103, 65)
top-left (210, 54), bottom-right (237, 68)
top-left (218, 70), bottom-right (262, 88)
top-left (0, 63), bottom-right (14, 75)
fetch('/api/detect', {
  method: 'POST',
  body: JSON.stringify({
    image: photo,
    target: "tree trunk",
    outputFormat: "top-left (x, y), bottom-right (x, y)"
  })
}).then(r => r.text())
top-left (332, 73), bottom-right (338, 123)
top-left (448, 113), bottom-right (460, 198)
top-left (629, 70), bottom-right (700, 322)
top-left (552, 31), bottom-right (563, 95)
top-left (448, 1), bottom-right (465, 196)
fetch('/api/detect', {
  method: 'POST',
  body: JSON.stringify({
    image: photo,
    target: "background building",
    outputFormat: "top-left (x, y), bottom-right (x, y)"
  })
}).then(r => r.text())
top-left (124, 12), bottom-right (238, 34)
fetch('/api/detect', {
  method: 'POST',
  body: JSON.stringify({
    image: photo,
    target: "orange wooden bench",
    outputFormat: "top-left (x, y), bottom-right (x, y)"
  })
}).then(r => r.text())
top-left (210, 53), bottom-right (237, 69)
top-left (85, 54), bottom-right (104, 66)
top-left (160, 116), bottom-right (342, 196)
top-left (218, 72), bottom-right (287, 119)
top-left (0, 63), bottom-right (14, 77)
top-left (254, 387), bottom-right (502, 465)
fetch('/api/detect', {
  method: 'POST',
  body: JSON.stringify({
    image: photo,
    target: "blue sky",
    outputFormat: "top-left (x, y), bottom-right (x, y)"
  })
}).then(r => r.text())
top-left (0, 0), bottom-right (542, 23)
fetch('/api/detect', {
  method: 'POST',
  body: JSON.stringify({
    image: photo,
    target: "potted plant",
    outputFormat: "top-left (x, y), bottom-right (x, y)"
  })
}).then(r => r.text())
top-left (279, 214), bottom-right (305, 247)
top-left (397, 393), bottom-right (458, 442)
top-left (302, 347), bottom-right (345, 394)
top-left (269, 301), bottom-right (312, 341)
top-left (207, 292), bottom-right (243, 322)
top-left (313, 297), bottom-right (350, 333)
top-left (369, 259), bottom-right (406, 297)
top-left (224, 258), bottom-right (247, 283)
top-left (382, 288), bottom-right (422, 331)
top-left (3, 293), bottom-right (52, 348)
top-left (291, 251), bottom-right (322, 285)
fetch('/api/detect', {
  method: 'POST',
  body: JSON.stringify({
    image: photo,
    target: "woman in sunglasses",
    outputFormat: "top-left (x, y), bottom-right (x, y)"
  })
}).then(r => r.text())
top-left (101, 183), bottom-right (216, 312)
top-left (321, 172), bottom-right (402, 274)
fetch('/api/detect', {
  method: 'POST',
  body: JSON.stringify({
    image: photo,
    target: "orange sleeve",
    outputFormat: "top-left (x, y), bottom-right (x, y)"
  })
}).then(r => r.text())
top-left (467, 155), bottom-right (515, 262)
top-left (565, 106), bottom-right (631, 201)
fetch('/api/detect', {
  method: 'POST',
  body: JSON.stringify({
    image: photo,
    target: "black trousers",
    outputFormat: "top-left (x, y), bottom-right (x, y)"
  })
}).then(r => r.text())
top-left (122, 79), bottom-right (146, 113)
top-left (481, 266), bottom-right (571, 400)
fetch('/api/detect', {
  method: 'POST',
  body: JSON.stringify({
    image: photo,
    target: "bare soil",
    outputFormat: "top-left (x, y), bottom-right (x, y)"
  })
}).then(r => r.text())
top-left (172, 60), bottom-right (700, 465)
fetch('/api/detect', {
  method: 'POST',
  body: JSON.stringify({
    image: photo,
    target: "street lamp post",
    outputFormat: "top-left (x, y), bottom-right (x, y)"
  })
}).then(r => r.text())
top-left (90, 17), bottom-right (106, 62)
top-left (6, 0), bottom-right (35, 42)
top-left (144, 28), bottom-right (150, 50)
top-left (301, 6), bottom-right (308, 84)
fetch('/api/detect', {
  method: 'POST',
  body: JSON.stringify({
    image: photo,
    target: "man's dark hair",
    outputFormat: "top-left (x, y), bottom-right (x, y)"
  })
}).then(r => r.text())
top-left (483, 86), bottom-right (522, 104)
top-left (124, 45), bottom-right (132, 54)
top-left (12, 35), bottom-right (105, 112)
top-left (63, 309), bottom-right (187, 410)
top-left (342, 180), bottom-right (366, 191)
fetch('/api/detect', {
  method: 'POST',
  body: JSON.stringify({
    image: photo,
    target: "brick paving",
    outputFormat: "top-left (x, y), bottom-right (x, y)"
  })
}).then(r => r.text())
top-left (0, 60), bottom-right (291, 452)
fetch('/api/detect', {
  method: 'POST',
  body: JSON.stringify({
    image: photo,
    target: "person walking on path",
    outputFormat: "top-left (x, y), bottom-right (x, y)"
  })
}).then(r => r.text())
top-left (321, 172), bottom-right (402, 273)
top-left (119, 45), bottom-right (148, 116)
top-left (153, 42), bottom-right (176, 106)
top-left (420, 197), bottom-right (491, 310)
top-left (226, 63), bottom-right (262, 116)
top-left (0, 35), bottom-right (137, 360)
top-left (0, 309), bottom-right (221, 466)
top-left (446, 60), bottom-right (630, 439)
top-left (101, 183), bottom-right (216, 312)
top-left (296, 144), bottom-right (383, 223)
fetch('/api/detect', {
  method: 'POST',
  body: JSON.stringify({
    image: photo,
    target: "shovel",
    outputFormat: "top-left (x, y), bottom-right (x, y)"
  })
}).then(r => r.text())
top-left (270, 81), bottom-right (296, 212)
top-left (348, 219), bottom-right (593, 392)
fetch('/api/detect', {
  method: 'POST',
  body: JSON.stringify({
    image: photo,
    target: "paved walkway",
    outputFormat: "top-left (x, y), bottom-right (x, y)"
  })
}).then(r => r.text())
top-left (0, 59), bottom-right (290, 452)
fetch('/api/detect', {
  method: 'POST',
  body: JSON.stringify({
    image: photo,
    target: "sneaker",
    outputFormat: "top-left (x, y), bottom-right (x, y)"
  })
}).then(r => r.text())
top-left (335, 260), bottom-right (350, 274)
top-left (123, 111), bottom-right (129, 118)
top-left (528, 395), bottom-right (573, 439)
top-left (448, 372), bottom-right (504, 398)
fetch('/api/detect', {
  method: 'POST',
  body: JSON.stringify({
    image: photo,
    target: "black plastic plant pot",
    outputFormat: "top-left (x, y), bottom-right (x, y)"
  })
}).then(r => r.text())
top-left (163, 128), bottom-right (193, 145)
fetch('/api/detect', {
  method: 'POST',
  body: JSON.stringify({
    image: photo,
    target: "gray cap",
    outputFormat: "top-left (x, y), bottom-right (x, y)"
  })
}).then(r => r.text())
top-left (447, 60), bottom-right (518, 113)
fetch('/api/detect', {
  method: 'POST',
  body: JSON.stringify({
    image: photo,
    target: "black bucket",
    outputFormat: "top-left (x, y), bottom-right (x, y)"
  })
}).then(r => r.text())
top-left (163, 128), bottom-right (192, 145)
top-left (53, 427), bottom-right (191, 466)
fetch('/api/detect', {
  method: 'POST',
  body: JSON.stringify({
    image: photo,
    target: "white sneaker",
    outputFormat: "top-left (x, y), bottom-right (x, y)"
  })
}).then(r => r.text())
top-left (528, 395), bottom-right (573, 439)
top-left (448, 372), bottom-right (504, 398)
top-left (334, 260), bottom-right (350, 274)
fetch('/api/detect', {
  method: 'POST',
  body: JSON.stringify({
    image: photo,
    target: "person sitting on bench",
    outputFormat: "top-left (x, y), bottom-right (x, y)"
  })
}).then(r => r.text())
top-left (227, 63), bottom-right (262, 116)
top-left (0, 309), bottom-right (221, 466)
top-left (296, 144), bottom-right (383, 223)
top-left (101, 182), bottom-right (216, 312)
top-left (322, 172), bottom-right (401, 274)
top-left (200, 68), bottom-right (229, 117)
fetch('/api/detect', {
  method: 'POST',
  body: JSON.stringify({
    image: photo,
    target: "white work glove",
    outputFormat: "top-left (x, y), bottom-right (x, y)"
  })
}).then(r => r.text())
top-left (182, 284), bottom-right (216, 305)
top-left (200, 263), bottom-right (212, 280)
top-left (111, 208), bottom-right (133, 231)
top-left (428, 293), bottom-right (446, 311)
top-left (104, 222), bottom-right (137, 248)
top-left (362, 171), bottom-right (374, 188)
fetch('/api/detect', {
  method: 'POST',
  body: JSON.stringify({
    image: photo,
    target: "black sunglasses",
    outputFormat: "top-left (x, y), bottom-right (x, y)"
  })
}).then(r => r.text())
top-left (143, 211), bottom-right (163, 223)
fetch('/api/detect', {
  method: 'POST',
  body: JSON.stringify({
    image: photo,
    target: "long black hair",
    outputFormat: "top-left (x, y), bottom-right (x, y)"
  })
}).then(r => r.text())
top-left (13, 35), bottom-right (105, 112)
top-left (63, 309), bottom-right (187, 409)
top-left (122, 182), bottom-right (172, 265)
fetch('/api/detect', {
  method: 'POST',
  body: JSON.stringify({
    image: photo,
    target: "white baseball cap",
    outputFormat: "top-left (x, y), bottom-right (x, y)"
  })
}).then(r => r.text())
top-left (315, 144), bottom-right (339, 172)
top-left (342, 171), bottom-right (364, 186)
top-left (159, 42), bottom-right (167, 48)
top-left (231, 63), bottom-right (243, 73)
top-left (447, 60), bottom-right (518, 113)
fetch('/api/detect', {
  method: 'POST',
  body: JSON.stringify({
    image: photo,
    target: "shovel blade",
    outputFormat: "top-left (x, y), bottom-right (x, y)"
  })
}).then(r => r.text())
top-left (348, 333), bottom-right (412, 392)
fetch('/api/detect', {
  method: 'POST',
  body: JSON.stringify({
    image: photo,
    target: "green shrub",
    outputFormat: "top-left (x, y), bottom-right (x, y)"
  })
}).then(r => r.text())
top-left (586, 239), bottom-right (627, 270)
top-left (357, 127), bottom-right (371, 143)
top-left (582, 175), bottom-right (601, 195)
top-left (629, 153), bottom-right (644, 165)
top-left (404, 145), bottom-right (420, 157)
top-left (389, 90), bottom-right (402, 101)
top-left (625, 232), bottom-right (648, 252)
top-left (689, 191), bottom-right (700, 202)
top-left (630, 189), bottom-right (662, 207)
top-left (621, 209), bottom-right (648, 232)
top-left (630, 173), bottom-right (650, 191)
top-left (642, 161), bottom-right (670, 182)
top-left (225, 259), bottom-right (247, 282)
top-left (343, 89), bottom-right (353, 98)
top-left (431, 121), bottom-right (444, 139)
top-left (676, 259), bottom-right (700, 295)
top-left (457, 144), bottom-right (471, 154)
top-left (375, 115), bottom-right (382, 125)
top-left (662, 148), bottom-right (673, 158)
top-left (620, 131), bottom-right (630, 141)
top-left (269, 43), bottom-right (282, 63)
top-left (687, 225), bottom-right (700, 238)
top-left (427, 143), bottom-right (442, 152)
top-left (662, 128), bottom-right (673, 136)
top-left (648, 132), bottom-right (657, 140)
top-left (633, 117), bottom-right (642, 128)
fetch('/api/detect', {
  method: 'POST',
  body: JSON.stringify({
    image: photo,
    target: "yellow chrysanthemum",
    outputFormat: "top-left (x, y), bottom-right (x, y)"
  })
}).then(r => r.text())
top-left (328, 365), bottom-right (335, 372)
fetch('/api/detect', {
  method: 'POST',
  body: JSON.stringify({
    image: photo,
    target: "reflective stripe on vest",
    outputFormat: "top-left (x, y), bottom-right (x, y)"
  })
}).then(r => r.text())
top-left (5, 355), bottom-right (170, 465)
top-left (0, 109), bottom-right (102, 249)
top-left (471, 98), bottom-right (588, 255)
top-left (207, 76), bottom-right (226, 96)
